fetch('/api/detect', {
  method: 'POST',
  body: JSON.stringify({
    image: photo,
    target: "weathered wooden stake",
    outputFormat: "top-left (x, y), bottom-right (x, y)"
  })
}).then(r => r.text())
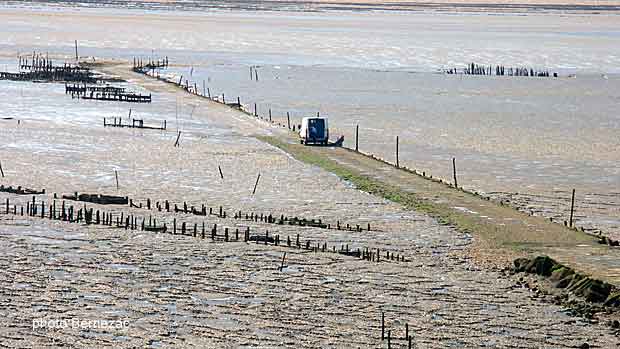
top-left (569, 188), bottom-right (576, 227)
top-left (381, 312), bottom-right (385, 340)
top-left (218, 165), bottom-right (224, 180)
top-left (405, 323), bottom-right (409, 341)
top-left (396, 136), bottom-right (399, 168)
top-left (115, 170), bottom-right (119, 190)
top-left (74, 40), bottom-right (79, 61)
top-left (287, 112), bottom-right (291, 129)
top-left (252, 173), bottom-right (261, 195)
top-left (279, 252), bottom-right (286, 271)
top-left (0, 160), bottom-right (4, 177)
top-left (355, 124), bottom-right (359, 152)
top-left (174, 131), bottom-right (181, 147)
top-left (452, 157), bottom-right (458, 188)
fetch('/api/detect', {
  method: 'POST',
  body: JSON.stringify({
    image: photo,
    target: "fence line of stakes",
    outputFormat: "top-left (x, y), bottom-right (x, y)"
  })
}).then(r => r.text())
top-left (0, 196), bottom-right (407, 263)
top-left (123, 195), bottom-right (377, 233)
top-left (56, 190), bottom-right (377, 233)
top-left (132, 57), bottom-right (609, 242)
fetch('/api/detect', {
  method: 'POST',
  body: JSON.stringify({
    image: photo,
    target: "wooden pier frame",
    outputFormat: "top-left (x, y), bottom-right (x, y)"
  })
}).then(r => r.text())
top-left (103, 117), bottom-right (166, 130)
top-left (1, 52), bottom-right (97, 83)
top-left (446, 62), bottom-right (555, 78)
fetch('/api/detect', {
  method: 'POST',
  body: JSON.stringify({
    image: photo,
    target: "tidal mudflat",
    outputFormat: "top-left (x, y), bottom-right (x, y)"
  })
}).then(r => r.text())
top-left (1, 1), bottom-right (619, 347)
top-left (1, 4), bottom-right (616, 236)
top-left (0, 66), bottom-right (619, 347)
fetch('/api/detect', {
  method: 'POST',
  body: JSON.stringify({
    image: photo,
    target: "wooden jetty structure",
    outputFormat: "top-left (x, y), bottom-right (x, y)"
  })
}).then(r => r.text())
top-left (65, 83), bottom-right (151, 103)
top-left (133, 56), bottom-right (169, 73)
top-left (103, 116), bottom-right (167, 130)
top-left (0, 68), bottom-right (96, 83)
top-left (66, 84), bottom-right (126, 96)
top-left (0, 52), bottom-right (97, 83)
top-left (80, 91), bottom-right (151, 103)
top-left (446, 62), bottom-right (556, 77)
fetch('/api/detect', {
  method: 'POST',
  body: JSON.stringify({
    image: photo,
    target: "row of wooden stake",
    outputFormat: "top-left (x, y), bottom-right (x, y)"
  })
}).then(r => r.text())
top-left (129, 197), bottom-right (375, 233)
top-left (1, 196), bottom-right (406, 263)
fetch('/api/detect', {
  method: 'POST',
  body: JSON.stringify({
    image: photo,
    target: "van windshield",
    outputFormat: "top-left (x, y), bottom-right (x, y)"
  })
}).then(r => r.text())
top-left (308, 118), bottom-right (325, 139)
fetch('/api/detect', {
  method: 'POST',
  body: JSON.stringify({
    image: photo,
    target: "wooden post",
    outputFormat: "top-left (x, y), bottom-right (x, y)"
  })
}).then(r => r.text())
top-left (387, 330), bottom-right (391, 349)
top-left (279, 252), bottom-right (286, 271)
top-left (452, 157), bottom-right (458, 189)
top-left (74, 40), bottom-right (78, 61)
top-left (269, 109), bottom-right (272, 122)
top-left (254, 103), bottom-right (257, 117)
top-left (174, 131), bottom-right (181, 147)
top-left (0, 160), bottom-right (4, 177)
top-left (203, 80), bottom-right (206, 96)
top-left (355, 125), bottom-right (359, 152)
top-left (287, 112), bottom-right (291, 129)
top-left (381, 312), bottom-right (385, 340)
top-left (114, 170), bottom-right (119, 190)
top-left (218, 165), bottom-right (224, 180)
top-left (569, 189), bottom-right (576, 227)
top-left (405, 323), bottom-right (409, 341)
top-left (396, 136), bottom-right (399, 168)
top-left (252, 173), bottom-right (261, 195)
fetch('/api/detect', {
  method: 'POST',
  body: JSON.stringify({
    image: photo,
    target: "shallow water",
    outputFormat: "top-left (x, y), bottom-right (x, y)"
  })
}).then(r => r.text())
top-left (1, 31), bottom-right (619, 347)
top-left (0, 5), bottom-right (618, 234)
top-left (159, 62), bottom-right (620, 235)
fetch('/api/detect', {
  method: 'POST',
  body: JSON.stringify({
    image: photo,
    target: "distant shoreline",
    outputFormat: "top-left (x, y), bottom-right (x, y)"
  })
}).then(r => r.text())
top-left (3, 0), bottom-right (620, 14)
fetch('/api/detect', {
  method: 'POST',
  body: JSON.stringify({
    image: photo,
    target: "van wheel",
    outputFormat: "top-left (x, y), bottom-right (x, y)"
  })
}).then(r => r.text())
top-left (300, 140), bottom-right (304, 145)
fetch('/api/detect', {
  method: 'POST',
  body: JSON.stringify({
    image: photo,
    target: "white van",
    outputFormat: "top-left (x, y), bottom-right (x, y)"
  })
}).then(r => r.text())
top-left (299, 117), bottom-right (329, 145)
